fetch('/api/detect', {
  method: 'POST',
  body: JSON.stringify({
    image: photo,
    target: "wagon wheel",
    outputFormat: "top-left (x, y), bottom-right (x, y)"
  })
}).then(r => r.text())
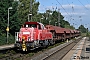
top-left (62, 34), bottom-right (65, 41)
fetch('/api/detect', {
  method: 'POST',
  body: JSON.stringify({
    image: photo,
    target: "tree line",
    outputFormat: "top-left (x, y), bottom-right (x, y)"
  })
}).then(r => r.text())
top-left (0, 0), bottom-right (88, 45)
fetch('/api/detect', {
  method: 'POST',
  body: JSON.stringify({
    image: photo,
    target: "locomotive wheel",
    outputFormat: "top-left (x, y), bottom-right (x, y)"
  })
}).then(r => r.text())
top-left (52, 40), bottom-right (55, 45)
top-left (49, 40), bottom-right (55, 45)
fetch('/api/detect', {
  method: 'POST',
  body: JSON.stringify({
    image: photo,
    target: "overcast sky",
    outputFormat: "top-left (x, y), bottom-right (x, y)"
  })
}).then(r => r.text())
top-left (36, 0), bottom-right (90, 30)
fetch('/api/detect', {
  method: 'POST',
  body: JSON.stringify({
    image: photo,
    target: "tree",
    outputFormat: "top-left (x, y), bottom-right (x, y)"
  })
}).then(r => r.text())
top-left (43, 10), bottom-right (70, 28)
top-left (0, 0), bottom-right (21, 44)
top-left (18, 0), bottom-right (40, 24)
top-left (78, 25), bottom-right (87, 33)
top-left (9, 1), bottom-right (21, 35)
top-left (0, 0), bottom-right (13, 35)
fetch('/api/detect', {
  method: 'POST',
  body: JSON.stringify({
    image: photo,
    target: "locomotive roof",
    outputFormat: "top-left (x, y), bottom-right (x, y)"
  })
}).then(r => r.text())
top-left (24, 22), bottom-right (40, 25)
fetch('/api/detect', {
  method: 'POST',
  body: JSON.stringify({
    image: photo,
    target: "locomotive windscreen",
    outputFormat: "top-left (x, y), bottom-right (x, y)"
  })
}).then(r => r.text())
top-left (24, 24), bottom-right (37, 28)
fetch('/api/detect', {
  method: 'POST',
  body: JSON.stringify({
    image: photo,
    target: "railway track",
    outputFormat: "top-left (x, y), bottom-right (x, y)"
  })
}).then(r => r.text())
top-left (30, 37), bottom-right (82, 60)
top-left (42, 38), bottom-right (81, 60)
top-left (43, 39), bottom-right (81, 60)
top-left (0, 37), bottom-right (82, 60)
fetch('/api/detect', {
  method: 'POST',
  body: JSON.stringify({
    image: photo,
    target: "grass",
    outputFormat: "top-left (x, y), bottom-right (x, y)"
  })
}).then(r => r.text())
top-left (0, 53), bottom-right (5, 58)
top-left (27, 53), bottom-right (34, 57)
top-left (15, 58), bottom-right (21, 60)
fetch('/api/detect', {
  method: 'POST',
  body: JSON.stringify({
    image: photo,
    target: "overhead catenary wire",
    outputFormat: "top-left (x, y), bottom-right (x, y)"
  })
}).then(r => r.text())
top-left (56, 0), bottom-right (71, 17)
top-left (66, 0), bottom-right (73, 21)
top-left (55, 0), bottom-right (89, 29)
top-left (67, 1), bottom-right (76, 17)
top-left (56, 0), bottom-right (74, 26)
top-left (78, 0), bottom-right (89, 10)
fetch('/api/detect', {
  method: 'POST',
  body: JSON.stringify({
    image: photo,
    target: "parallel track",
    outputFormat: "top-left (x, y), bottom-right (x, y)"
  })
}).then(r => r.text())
top-left (42, 38), bottom-right (81, 60)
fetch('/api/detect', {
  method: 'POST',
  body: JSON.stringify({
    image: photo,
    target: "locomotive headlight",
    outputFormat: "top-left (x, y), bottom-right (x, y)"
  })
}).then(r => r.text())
top-left (18, 38), bottom-right (21, 41)
top-left (16, 37), bottom-right (20, 41)
top-left (30, 38), bottom-right (34, 41)
top-left (16, 38), bottom-right (18, 41)
top-left (31, 39), bottom-right (34, 41)
top-left (28, 37), bottom-right (30, 41)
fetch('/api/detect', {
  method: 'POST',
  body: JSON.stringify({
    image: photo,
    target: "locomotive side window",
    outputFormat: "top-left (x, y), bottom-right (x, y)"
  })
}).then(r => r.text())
top-left (24, 24), bottom-right (28, 27)
top-left (24, 24), bottom-right (37, 28)
top-left (23, 24), bottom-right (29, 27)
top-left (42, 25), bottom-right (44, 29)
top-left (26, 25), bottom-right (28, 27)
top-left (38, 24), bottom-right (41, 29)
top-left (30, 24), bottom-right (37, 28)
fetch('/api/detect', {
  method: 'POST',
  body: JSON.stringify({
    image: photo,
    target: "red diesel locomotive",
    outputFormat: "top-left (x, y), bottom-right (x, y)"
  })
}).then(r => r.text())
top-left (15, 22), bottom-right (54, 51)
top-left (14, 22), bottom-right (80, 51)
